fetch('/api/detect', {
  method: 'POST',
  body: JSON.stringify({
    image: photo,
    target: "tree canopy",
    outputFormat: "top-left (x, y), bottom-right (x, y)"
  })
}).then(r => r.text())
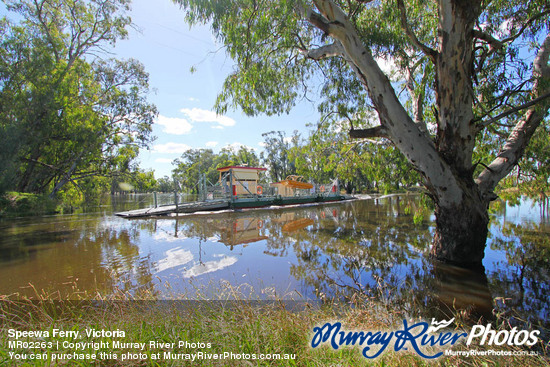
top-left (0, 0), bottom-right (157, 198)
top-left (174, 0), bottom-right (550, 267)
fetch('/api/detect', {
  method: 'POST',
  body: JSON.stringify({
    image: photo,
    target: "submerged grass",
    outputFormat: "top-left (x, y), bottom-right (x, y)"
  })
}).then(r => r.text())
top-left (0, 283), bottom-right (548, 367)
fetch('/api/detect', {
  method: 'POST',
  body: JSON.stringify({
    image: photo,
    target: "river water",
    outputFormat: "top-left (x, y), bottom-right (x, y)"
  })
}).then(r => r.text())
top-left (0, 194), bottom-right (548, 330)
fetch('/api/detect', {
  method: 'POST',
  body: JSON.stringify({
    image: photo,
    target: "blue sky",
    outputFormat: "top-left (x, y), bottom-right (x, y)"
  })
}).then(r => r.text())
top-left (111, 0), bottom-right (320, 178)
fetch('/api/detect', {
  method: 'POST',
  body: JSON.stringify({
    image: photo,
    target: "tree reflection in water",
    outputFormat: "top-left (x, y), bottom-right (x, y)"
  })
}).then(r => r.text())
top-left (0, 216), bottom-right (158, 298)
top-left (259, 198), bottom-right (495, 322)
top-left (168, 195), bottom-right (548, 332)
top-left (488, 220), bottom-right (549, 332)
top-left (2, 194), bottom-right (546, 332)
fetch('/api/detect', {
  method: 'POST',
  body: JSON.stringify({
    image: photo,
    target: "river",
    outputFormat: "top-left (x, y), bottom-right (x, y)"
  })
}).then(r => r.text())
top-left (0, 193), bottom-right (548, 331)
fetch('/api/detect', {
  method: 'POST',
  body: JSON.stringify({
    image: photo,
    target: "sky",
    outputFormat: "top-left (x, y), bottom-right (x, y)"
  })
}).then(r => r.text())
top-left (110, 0), bottom-right (321, 178)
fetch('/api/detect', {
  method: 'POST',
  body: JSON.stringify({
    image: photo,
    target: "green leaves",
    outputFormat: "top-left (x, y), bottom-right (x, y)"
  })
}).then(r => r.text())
top-left (176, 0), bottom-right (312, 117)
top-left (0, 0), bottom-right (157, 197)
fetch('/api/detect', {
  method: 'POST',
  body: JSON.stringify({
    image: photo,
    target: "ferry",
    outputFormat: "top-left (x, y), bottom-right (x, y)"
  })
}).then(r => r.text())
top-left (115, 166), bottom-right (353, 218)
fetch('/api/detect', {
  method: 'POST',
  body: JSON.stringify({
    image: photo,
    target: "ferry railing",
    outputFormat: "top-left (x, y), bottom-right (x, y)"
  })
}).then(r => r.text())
top-left (202, 172), bottom-right (232, 201)
top-left (195, 173), bottom-right (341, 202)
top-left (229, 185), bottom-right (277, 199)
top-left (313, 180), bottom-right (341, 198)
top-left (151, 192), bottom-right (194, 208)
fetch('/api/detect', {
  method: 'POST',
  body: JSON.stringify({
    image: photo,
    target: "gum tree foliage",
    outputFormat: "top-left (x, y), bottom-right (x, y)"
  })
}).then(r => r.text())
top-left (173, 149), bottom-right (217, 193)
top-left (174, 0), bottom-right (550, 268)
top-left (293, 119), bottom-right (420, 193)
top-left (155, 176), bottom-right (177, 193)
top-left (517, 124), bottom-right (550, 200)
top-left (259, 127), bottom-right (418, 192)
top-left (260, 130), bottom-right (299, 182)
top-left (0, 0), bottom-right (157, 197)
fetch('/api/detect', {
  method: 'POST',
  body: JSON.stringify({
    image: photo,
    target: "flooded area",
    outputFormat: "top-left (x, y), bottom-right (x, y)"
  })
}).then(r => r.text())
top-left (0, 194), bottom-right (548, 331)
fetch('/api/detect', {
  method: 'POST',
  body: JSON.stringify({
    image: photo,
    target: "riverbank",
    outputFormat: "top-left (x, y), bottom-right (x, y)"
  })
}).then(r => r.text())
top-left (1, 289), bottom-right (547, 367)
top-left (0, 192), bottom-right (59, 218)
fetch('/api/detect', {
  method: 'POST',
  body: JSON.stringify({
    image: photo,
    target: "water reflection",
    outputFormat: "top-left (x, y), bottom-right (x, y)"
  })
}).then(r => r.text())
top-left (0, 215), bottom-right (157, 297)
top-left (156, 247), bottom-right (193, 273)
top-left (0, 194), bottom-right (548, 333)
top-left (488, 220), bottom-right (550, 331)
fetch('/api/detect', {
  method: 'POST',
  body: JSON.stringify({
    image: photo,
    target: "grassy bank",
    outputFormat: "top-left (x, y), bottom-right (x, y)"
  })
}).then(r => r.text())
top-left (0, 192), bottom-right (58, 218)
top-left (1, 289), bottom-right (548, 367)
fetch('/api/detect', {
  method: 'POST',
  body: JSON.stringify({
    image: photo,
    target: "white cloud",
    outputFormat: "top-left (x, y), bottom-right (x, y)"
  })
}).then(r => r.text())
top-left (153, 142), bottom-right (192, 154)
top-left (156, 247), bottom-right (194, 273)
top-left (205, 141), bottom-right (218, 148)
top-left (258, 141), bottom-right (267, 148)
top-left (182, 256), bottom-right (238, 278)
top-left (156, 115), bottom-right (193, 135)
top-left (376, 56), bottom-right (396, 75)
top-left (155, 158), bottom-right (174, 163)
top-left (181, 108), bottom-right (236, 128)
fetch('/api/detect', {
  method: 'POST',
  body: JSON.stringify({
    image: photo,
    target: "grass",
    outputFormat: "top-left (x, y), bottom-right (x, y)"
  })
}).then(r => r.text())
top-left (0, 284), bottom-right (548, 367)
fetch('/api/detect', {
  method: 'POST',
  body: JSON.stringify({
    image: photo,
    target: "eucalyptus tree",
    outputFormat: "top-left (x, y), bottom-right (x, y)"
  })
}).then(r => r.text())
top-left (0, 0), bottom-right (156, 197)
top-left (156, 176), bottom-right (176, 192)
top-left (517, 124), bottom-right (550, 199)
top-left (172, 149), bottom-right (217, 193)
top-left (295, 119), bottom-right (420, 192)
top-left (260, 130), bottom-right (299, 182)
top-left (174, 0), bottom-right (550, 268)
top-left (217, 145), bottom-right (260, 168)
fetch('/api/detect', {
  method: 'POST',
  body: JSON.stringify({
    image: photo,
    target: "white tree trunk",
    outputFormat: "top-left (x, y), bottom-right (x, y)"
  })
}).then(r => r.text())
top-left (306, 0), bottom-right (550, 267)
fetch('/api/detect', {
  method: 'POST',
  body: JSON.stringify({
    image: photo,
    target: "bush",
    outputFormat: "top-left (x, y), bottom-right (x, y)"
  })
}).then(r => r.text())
top-left (0, 192), bottom-right (58, 217)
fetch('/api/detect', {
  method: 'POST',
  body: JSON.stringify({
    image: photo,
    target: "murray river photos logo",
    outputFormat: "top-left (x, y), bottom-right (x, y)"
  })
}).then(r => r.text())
top-left (310, 318), bottom-right (541, 359)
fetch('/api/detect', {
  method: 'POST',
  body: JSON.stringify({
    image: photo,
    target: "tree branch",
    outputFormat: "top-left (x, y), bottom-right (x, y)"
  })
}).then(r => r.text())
top-left (305, 7), bottom-right (333, 35)
top-left (472, 29), bottom-right (503, 50)
top-left (349, 125), bottom-right (389, 139)
top-left (501, 9), bottom-right (550, 44)
top-left (476, 33), bottom-right (550, 197)
top-left (396, 0), bottom-right (437, 62)
top-left (303, 42), bottom-right (344, 60)
top-left (33, 0), bottom-right (60, 62)
top-left (22, 157), bottom-right (62, 172)
top-left (476, 90), bottom-right (550, 131)
top-left (306, 0), bottom-right (462, 205)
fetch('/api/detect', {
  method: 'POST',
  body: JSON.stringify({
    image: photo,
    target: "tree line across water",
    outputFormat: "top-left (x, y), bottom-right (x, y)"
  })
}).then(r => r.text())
top-left (0, 0), bottom-right (418, 207)
top-left (163, 129), bottom-right (421, 195)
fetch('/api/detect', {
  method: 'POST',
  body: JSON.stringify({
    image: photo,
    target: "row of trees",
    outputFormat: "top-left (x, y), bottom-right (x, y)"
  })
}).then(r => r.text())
top-left (170, 145), bottom-right (260, 193)
top-left (0, 0), bottom-right (419, 201)
top-left (0, 0), bottom-right (157, 202)
top-left (169, 123), bottom-right (548, 198)
top-left (167, 128), bottom-right (420, 194)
